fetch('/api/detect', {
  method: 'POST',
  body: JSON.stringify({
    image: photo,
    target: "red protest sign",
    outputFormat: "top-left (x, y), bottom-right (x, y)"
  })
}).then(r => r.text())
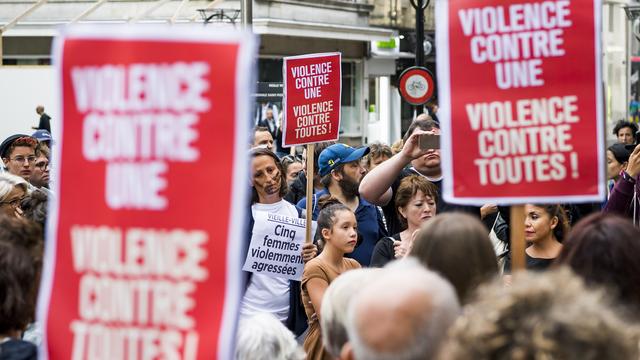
top-left (38, 26), bottom-right (256, 359)
top-left (282, 53), bottom-right (341, 146)
top-left (436, 0), bottom-right (604, 205)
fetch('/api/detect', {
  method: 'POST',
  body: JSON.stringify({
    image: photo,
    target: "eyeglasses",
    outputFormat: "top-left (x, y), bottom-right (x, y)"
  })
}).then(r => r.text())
top-left (35, 161), bottom-right (49, 170)
top-left (0, 197), bottom-right (23, 208)
top-left (281, 155), bottom-right (302, 164)
top-left (9, 155), bottom-right (37, 164)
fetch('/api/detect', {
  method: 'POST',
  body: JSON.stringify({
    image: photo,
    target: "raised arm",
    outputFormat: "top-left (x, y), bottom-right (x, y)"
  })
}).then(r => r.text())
top-left (359, 130), bottom-right (431, 206)
top-left (604, 144), bottom-right (640, 217)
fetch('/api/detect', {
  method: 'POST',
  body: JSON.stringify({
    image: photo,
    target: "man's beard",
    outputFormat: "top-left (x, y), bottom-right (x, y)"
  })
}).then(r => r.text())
top-left (338, 176), bottom-right (359, 199)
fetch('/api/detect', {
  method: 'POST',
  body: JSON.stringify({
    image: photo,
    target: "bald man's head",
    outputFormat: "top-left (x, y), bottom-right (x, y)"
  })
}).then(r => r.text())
top-left (345, 259), bottom-right (460, 360)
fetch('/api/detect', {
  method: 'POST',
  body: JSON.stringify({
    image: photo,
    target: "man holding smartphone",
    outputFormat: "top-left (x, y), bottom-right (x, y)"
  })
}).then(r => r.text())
top-left (359, 116), bottom-right (480, 235)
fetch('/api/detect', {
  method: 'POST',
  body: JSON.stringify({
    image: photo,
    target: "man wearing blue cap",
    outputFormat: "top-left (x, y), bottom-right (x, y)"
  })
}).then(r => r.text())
top-left (297, 143), bottom-right (387, 266)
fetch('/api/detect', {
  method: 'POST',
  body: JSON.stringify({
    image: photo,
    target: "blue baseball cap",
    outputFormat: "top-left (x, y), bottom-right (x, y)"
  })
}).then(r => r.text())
top-left (32, 130), bottom-right (52, 143)
top-left (318, 143), bottom-right (370, 177)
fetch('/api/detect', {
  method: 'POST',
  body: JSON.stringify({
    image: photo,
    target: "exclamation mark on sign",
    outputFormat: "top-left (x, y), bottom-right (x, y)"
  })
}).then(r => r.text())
top-left (570, 152), bottom-right (578, 179)
top-left (329, 123), bottom-right (332, 133)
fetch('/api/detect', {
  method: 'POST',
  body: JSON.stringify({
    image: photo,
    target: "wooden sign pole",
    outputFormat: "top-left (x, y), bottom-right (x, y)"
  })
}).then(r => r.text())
top-left (305, 143), bottom-right (315, 244)
top-left (510, 205), bottom-right (526, 271)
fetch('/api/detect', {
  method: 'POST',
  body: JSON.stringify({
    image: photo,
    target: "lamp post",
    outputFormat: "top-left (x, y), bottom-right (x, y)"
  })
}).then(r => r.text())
top-left (409, 0), bottom-right (430, 68)
top-left (408, 0), bottom-right (431, 116)
top-left (241, 0), bottom-right (252, 29)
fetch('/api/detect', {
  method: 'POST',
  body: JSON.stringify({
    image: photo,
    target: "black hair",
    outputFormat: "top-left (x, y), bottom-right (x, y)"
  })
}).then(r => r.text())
top-left (531, 204), bottom-right (570, 243)
top-left (612, 120), bottom-right (638, 137)
top-left (402, 118), bottom-right (439, 144)
top-left (608, 143), bottom-right (632, 164)
top-left (319, 163), bottom-right (345, 188)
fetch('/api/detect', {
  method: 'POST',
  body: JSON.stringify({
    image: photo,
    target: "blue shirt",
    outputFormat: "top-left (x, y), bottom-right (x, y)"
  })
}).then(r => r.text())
top-left (297, 189), bottom-right (387, 266)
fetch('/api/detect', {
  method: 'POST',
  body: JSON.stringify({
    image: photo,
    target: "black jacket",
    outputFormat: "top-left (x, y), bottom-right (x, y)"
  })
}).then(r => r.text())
top-left (0, 339), bottom-right (37, 360)
top-left (284, 171), bottom-right (307, 205)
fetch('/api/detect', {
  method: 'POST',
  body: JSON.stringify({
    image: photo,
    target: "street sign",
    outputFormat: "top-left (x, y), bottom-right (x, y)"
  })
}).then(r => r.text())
top-left (398, 66), bottom-right (435, 105)
top-left (436, 0), bottom-right (604, 205)
top-left (254, 82), bottom-right (283, 102)
top-left (282, 52), bottom-right (341, 147)
top-left (39, 25), bottom-right (256, 359)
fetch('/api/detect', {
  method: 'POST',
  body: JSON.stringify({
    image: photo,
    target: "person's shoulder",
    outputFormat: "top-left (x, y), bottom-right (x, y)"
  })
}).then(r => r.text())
top-left (303, 257), bottom-right (330, 279)
top-left (399, 167), bottom-right (415, 179)
top-left (279, 199), bottom-right (300, 215)
top-left (358, 195), bottom-right (374, 208)
top-left (344, 257), bottom-right (361, 269)
top-left (0, 339), bottom-right (37, 359)
top-left (306, 256), bottom-right (325, 269)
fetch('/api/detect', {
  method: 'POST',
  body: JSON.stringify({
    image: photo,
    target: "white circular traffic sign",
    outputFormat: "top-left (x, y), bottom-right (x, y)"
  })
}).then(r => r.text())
top-left (398, 66), bottom-right (435, 105)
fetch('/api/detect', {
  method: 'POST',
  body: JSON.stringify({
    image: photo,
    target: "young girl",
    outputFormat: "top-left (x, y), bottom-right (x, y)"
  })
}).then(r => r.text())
top-left (301, 197), bottom-right (361, 360)
top-left (370, 175), bottom-right (438, 267)
top-left (505, 204), bottom-right (569, 273)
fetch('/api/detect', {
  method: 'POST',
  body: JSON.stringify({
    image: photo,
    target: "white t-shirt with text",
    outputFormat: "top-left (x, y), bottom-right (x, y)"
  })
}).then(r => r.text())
top-left (240, 200), bottom-right (298, 322)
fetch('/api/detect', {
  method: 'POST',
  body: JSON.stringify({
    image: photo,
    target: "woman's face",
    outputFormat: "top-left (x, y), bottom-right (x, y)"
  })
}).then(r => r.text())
top-left (0, 186), bottom-right (25, 218)
top-left (324, 210), bottom-right (358, 253)
top-left (252, 155), bottom-right (282, 202)
top-left (286, 162), bottom-right (303, 184)
top-left (606, 150), bottom-right (626, 180)
top-left (524, 204), bottom-right (558, 243)
top-left (399, 190), bottom-right (436, 230)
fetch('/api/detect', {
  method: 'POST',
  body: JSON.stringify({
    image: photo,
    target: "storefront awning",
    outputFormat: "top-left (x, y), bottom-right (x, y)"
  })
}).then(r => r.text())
top-left (252, 18), bottom-right (393, 43)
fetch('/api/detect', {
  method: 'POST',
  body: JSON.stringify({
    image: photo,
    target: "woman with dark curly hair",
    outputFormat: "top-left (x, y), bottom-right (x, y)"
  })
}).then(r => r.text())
top-left (504, 204), bottom-right (569, 273)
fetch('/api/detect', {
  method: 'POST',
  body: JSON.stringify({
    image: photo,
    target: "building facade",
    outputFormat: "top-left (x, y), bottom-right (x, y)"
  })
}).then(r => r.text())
top-left (0, 0), bottom-right (634, 145)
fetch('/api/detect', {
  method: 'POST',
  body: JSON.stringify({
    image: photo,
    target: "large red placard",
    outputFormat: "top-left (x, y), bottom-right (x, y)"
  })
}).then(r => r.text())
top-left (282, 53), bottom-right (341, 146)
top-left (38, 26), bottom-right (255, 359)
top-left (436, 0), bottom-right (604, 204)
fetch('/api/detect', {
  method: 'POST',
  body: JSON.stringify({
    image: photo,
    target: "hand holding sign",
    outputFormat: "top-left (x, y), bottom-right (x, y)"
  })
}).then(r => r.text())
top-left (243, 212), bottom-right (316, 281)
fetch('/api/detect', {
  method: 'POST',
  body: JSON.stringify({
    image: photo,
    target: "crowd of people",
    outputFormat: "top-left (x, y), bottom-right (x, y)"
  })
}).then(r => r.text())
top-left (0, 103), bottom-right (639, 360)
top-left (0, 105), bottom-right (53, 359)
top-left (239, 116), bottom-right (640, 359)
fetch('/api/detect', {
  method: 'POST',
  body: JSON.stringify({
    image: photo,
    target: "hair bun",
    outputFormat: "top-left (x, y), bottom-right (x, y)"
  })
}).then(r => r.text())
top-left (317, 195), bottom-right (342, 210)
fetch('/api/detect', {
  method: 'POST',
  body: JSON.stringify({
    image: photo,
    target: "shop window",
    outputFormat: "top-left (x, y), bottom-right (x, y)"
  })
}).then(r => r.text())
top-left (257, 58), bottom-right (363, 138)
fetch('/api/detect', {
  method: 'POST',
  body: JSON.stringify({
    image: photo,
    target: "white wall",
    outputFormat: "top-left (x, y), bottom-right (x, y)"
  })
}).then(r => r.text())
top-left (0, 66), bottom-right (57, 140)
top-left (602, 1), bottom-right (631, 144)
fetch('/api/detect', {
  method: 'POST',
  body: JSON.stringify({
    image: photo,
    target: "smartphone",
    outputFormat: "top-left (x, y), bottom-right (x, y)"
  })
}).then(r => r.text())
top-left (419, 133), bottom-right (440, 150)
top-left (624, 130), bottom-right (640, 151)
